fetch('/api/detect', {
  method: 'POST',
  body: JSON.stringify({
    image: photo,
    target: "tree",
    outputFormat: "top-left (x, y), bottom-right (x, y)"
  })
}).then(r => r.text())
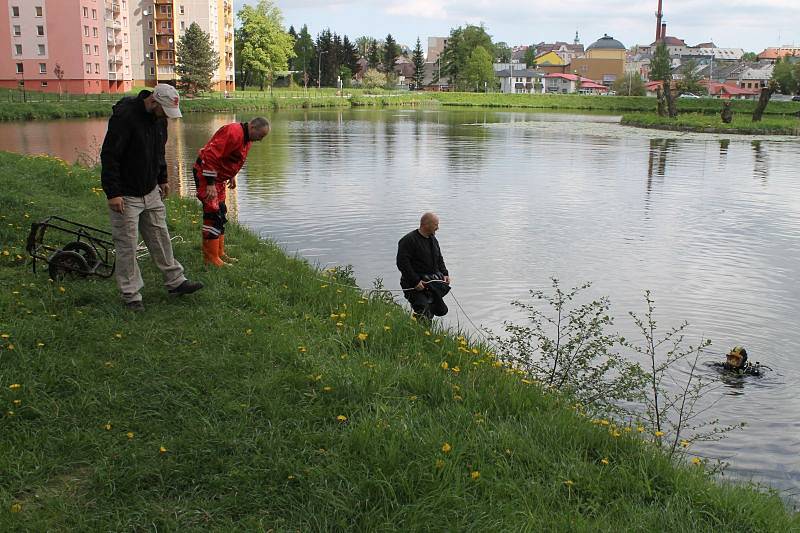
top-left (612, 71), bottom-right (646, 96)
top-left (741, 52), bottom-right (758, 62)
top-left (293, 25), bottom-right (315, 88)
top-left (523, 46), bottom-right (537, 68)
top-left (341, 36), bottom-right (359, 77)
top-left (361, 69), bottom-right (387, 89)
top-left (650, 42), bottom-right (673, 117)
top-left (678, 59), bottom-right (704, 95)
top-left (236, 0), bottom-right (295, 91)
top-left (441, 24), bottom-right (494, 91)
top-left (495, 41), bottom-right (511, 62)
top-left (771, 55), bottom-right (798, 95)
top-left (53, 63), bottom-right (65, 97)
top-left (464, 45), bottom-right (495, 92)
top-left (176, 22), bottom-right (219, 95)
top-left (753, 80), bottom-right (778, 122)
top-left (412, 37), bottom-right (425, 90)
top-left (354, 36), bottom-right (372, 59)
top-left (367, 39), bottom-right (381, 71)
top-left (383, 34), bottom-right (400, 73)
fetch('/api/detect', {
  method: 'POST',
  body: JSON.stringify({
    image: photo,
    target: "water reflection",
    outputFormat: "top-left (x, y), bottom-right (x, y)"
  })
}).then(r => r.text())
top-left (751, 140), bottom-right (768, 183)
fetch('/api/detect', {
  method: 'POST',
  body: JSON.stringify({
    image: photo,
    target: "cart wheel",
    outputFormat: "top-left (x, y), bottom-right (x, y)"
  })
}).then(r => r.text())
top-left (62, 241), bottom-right (98, 267)
top-left (48, 250), bottom-right (89, 280)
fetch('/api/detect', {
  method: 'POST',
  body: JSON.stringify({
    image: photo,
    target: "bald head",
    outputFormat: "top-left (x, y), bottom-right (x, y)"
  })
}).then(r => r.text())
top-left (419, 212), bottom-right (440, 237)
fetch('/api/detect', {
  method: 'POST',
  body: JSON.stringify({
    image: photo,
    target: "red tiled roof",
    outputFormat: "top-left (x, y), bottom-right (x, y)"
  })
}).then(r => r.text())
top-left (578, 80), bottom-right (608, 90)
top-left (757, 47), bottom-right (800, 60)
top-left (705, 82), bottom-right (760, 96)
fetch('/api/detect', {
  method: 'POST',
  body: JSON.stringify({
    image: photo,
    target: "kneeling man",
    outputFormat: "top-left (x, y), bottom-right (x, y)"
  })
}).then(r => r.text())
top-left (396, 212), bottom-right (451, 322)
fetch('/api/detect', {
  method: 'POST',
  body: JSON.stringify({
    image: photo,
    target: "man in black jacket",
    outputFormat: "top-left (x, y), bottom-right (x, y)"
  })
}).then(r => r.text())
top-left (396, 212), bottom-right (451, 322)
top-left (101, 84), bottom-right (202, 311)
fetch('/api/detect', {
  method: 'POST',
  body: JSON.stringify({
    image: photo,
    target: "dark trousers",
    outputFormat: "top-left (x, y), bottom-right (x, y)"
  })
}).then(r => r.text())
top-left (404, 289), bottom-right (448, 320)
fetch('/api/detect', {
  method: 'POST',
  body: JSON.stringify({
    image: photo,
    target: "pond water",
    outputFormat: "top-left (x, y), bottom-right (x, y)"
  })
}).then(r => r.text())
top-left (1, 108), bottom-right (798, 504)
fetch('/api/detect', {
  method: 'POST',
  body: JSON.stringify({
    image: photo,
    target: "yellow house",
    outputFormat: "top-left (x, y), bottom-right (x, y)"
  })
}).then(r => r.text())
top-left (533, 51), bottom-right (565, 66)
top-left (585, 34), bottom-right (626, 61)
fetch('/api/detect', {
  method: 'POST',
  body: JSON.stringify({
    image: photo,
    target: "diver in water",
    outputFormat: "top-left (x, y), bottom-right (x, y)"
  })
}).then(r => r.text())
top-left (713, 346), bottom-right (764, 376)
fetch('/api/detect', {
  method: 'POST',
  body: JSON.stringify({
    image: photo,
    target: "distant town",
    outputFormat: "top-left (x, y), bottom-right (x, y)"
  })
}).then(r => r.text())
top-left (1, 0), bottom-right (799, 101)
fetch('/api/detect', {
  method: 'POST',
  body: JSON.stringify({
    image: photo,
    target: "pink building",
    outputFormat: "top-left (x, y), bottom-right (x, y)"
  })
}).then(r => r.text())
top-left (1, 0), bottom-right (133, 94)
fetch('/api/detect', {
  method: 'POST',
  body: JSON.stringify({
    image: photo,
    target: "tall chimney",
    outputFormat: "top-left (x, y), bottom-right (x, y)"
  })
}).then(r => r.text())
top-left (655, 0), bottom-right (663, 42)
top-left (661, 23), bottom-right (667, 42)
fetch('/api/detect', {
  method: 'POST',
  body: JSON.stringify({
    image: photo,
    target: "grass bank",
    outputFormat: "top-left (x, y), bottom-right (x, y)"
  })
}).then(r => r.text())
top-left (3, 90), bottom-right (800, 122)
top-left (0, 151), bottom-right (797, 530)
top-left (621, 112), bottom-right (800, 135)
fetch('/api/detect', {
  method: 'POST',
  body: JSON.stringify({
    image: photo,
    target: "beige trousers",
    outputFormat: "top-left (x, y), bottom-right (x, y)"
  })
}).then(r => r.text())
top-left (108, 186), bottom-right (186, 303)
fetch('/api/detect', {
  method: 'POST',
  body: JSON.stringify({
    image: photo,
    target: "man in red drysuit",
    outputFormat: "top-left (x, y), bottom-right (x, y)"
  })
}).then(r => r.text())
top-left (193, 117), bottom-right (270, 266)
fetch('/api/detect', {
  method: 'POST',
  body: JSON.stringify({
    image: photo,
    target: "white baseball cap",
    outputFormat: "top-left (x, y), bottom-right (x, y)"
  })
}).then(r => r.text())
top-left (151, 83), bottom-right (182, 118)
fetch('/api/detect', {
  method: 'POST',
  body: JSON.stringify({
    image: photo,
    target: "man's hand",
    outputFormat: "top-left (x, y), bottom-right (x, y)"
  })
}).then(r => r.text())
top-left (415, 280), bottom-right (425, 291)
top-left (228, 177), bottom-right (237, 190)
top-left (205, 184), bottom-right (217, 200)
top-left (444, 275), bottom-right (451, 285)
top-left (159, 183), bottom-right (170, 197)
top-left (108, 196), bottom-right (124, 213)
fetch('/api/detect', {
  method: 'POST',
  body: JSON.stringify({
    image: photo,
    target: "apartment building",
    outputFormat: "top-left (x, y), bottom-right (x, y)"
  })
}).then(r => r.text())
top-left (129, 0), bottom-right (233, 91)
top-left (1, 0), bottom-right (133, 93)
top-left (1, 0), bottom-right (233, 94)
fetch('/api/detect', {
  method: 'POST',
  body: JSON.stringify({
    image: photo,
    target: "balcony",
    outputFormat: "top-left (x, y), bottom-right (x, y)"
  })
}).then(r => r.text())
top-left (156, 26), bottom-right (174, 36)
top-left (106, 2), bottom-right (120, 13)
top-left (154, 0), bottom-right (173, 4)
top-left (108, 72), bottom-right (117, 80)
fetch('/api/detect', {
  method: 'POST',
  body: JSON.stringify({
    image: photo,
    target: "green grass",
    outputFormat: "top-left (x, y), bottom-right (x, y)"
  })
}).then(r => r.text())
top-left (621, 112), bottom-right (800, 135)
top-left (0, 151), bottom-right (797, 529)
top-left (3, 89), bottom-right (800, 123)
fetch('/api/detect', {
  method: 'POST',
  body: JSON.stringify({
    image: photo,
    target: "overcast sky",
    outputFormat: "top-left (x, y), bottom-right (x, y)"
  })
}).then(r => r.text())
top-left (234, 0), bottom-right (799, 55)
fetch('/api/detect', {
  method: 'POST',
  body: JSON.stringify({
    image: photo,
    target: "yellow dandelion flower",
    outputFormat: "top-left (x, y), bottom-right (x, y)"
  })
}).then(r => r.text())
top-left (357, 332), bottom-right (368, 341)
top-left (298, 346), bottom-right (307, 353)
top-left (9, 383), bottom-right (21, 390)
top-left (114, 333), bottom-right (123, 339)
top-left (7, 344), bottom-right (14, 351)
top-left (624, 427), bottom-right (632, 433)
top-left (435, 459), bottom-right (445, 469)
top-left (10, 503), bottom-right (21, 513)
top-left (330, 313), bottom-right (339, 319)
top-left (58, 286), bottom-right (66, 293)
top-left (408, 395), bottom-right (417, 401)
top-left (0, 334), bottom-right (9, 340)
top-left (521, 379), bottom-right (533, 385)
top-left (453, 395), bottom-right (463, 401)
top-left (680, 440), bottom-right (690, 448)
top-left (322, 386), bottom-right (333, 392)
top-left (692, 457), bottom-right (702, 465)
top-left (339, 312), bottom-right (347, 318)
top-left (6, 411), bottom-right (14, 417)
top-left (441, 442), bottom-right (452, 454)
top-left (12, 399), bottom-right (21, 406)
top-left (563, 480), bottom-right (574, 487)
top-left (471, 348), bottom-right (479, 354)
top-left (600, 458), bottom-right (609, 465)
top-left (452, 366), bottom-right (461, 373)
top-left (336, 415), bottom-right (347, 423)
top-left (655, 431), bottom-right (665, 438)
top-left (440, 361), bottom-right (449, 370)
top-left (159, 446), bottom-right (168, 454)
top-left (245, 329), bottom-right (253, 335)
top-left (637, 426), bottom-right (645, 433)
top-left (434, 338), bottom-right (441, 343)
top-left (103, 423), bottom-right (112, 431)
top-left (320, 284), bottom-right (328, 288)
top-left (127, 432), bottom-right (135, 439)
top-left (336, 322), bottom-right (344, 327)
top-left (383, 325), bottom-right (391, 331)
top-left (424, 330), bottom-right (431, 336)
top-left (36, 342), bottom-right (44, 347)
top-left (600, 419), bottom-right (610, 426)
top-left (1, 251), bottom-right (8, 256)
top-left (287, 475), bottom-right (295, 480)
top-left (470, 471), bottom-right (481, 480)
